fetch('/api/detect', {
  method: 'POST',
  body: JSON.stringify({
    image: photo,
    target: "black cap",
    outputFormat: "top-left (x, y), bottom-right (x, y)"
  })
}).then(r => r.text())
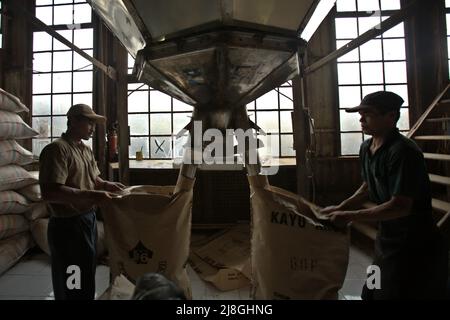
top-left (345, 91), bottom-right (404, 113)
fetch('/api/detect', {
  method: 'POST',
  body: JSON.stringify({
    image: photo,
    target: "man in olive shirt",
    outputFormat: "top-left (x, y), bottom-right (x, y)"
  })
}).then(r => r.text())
top-left (321, 91), bottom-right (448, 299)
top-left (39, 104), bottom-right (125, 300)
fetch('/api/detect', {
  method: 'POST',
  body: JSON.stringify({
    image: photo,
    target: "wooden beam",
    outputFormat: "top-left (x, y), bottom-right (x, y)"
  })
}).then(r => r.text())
top-left (432, 198), bottom-right (450, 213)
top-left (414, 135), bottom-right (450, 141)
top-left (429, 174), bottom-right (450, 186)
top-left (7, 1), bottom-right (117, 80)
top-left (305, 0), bottom-right (418, 75)
top-left (423, 153), bottom-right (450, 161)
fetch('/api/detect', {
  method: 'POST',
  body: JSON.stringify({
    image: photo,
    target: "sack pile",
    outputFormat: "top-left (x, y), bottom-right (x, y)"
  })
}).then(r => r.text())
top-left (0, 88), bottom-right (38, 275)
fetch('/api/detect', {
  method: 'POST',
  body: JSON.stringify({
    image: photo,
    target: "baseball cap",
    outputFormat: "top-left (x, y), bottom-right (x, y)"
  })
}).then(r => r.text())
top-left (67, 104), bottom-right (106, 123)
top-left (345, 91), bottom-right (404, 113)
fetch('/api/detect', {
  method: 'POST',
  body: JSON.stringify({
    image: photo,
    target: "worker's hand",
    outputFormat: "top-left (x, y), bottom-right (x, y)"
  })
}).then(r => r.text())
top-left (88, 190), bottom-right (118, 206)
top-left (320, 205), bottom-right (343, 215)
top-left (325, 211), bottom-right (352, 228)
top-left (103, 181), bottom-right (126, 192)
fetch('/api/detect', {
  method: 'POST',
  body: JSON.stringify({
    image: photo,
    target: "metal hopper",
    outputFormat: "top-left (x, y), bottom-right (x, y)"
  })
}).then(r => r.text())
top-left (88, 0), bottom-right (324, 177)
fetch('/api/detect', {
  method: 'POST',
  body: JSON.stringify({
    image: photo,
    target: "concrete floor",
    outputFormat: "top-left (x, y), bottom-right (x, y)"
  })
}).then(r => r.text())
top-left (0, 246), bottom-right (372, 300)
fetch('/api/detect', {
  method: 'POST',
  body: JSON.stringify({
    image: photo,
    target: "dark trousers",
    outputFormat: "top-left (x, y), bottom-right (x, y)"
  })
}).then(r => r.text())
top-left (48, 210), bottom-right (97, 300)
top-left (362, 237), bottom-right (449, 300)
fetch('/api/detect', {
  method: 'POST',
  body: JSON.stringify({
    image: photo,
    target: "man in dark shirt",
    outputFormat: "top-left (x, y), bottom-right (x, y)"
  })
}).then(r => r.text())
top-left (321, 91), bottom-right (448, 299)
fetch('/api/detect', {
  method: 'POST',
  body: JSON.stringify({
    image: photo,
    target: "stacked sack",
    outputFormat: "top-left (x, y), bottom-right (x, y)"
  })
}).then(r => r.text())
top-left (0, 88), bottom-right (40, 275)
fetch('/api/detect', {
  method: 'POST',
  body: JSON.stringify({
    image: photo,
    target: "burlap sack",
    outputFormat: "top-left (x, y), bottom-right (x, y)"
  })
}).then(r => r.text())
top-left (248, 175), bottom-right (349, 300)
top-left (189, 224), bottom-right (251, 291)
top-left (24, 202), bottom-right (50, 221)
top-left (101, 176), bottom-right (194, 299)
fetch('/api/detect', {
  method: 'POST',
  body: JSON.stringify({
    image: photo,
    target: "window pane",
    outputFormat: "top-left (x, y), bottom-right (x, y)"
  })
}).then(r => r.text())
top-left (130, 137), bottom-right (149, 159)
top-left (360, 62), bottom-right (383, 84)
top-left (357, 0), bottom-right (379, 11)
top-left (448, 15), bottom-right (450, 35)
top-left (150, 114), bottom-right (171, 135)
top-left (340, 110), bottom-right (361, 131)
top-left (335, 18), bottom-right (358, 39)
top-left (337, 0), bottom-right (356, 12)
top-left (385, 84), bottom-right (409, 106)
top-left (337, 63), bottom-right (360, 85)
top-left (280, 111), bottom-right (293, 133)
top-left (174, 135), bottom-right (188, 158)
top-left (53, 116), bottom-right (67, 137)
top-left (173, 98), bottom-right (193, 112)
top-left (129, 114), bottom-right (149, 135)
top-left (150, 136), bottom-right (172, 158)
top-left (383, 39), bottom-right (405, 60)
top-left (339, 85), bottom-right (361, 107)
top-left (128, 90), bottom-right (149, 113)
top-left (36, 0), bottom-right (53, 5)
top-left (53, 72), bottom-right (72, 93)
top-left (358, 16), bottom-right (381, 35)
top-left (150, 91), bottom-right (171, 112)
top-left (36, 6), bottom-right (53, 25)
top-left (33, 32), bottom-right (52, 52)
top-left (257, 111), bottom-right (279, 133)
top-left (361, 85), bottom-right (384, 98)
top-left (53, 51), bottom-right (73, 72)
top-left (336, 40), bottom-right (359, 62)
top-left (73, 50), bottom-right (93, 71)
top-left (53, 94), bottom-right (71, 115)
top-left (341, 133), bottom-right (362, 155)
top-left (360, 39), bottom-right (382, 61)
top-left (53, 5), bottom-right (73, 25)
top-left (380, 0), bottom-right (400, 10)
top-left (33, 52), bottom-right (52, 73)
top-left (259, 134), bottom-right (279, 159)
top-left (74, 3), bottom-right (92, 24)
top-left (33, 117), bottom-right (51, 138)
top-left (279, 87), bottom-right (293, 109)
top-left (281, 135), bottom-right (295, 157)
top-left (173, 113), bottom-right (191, 135)
top-left (53, 30), bottom-right (73, 50)
top-left (33, 73), bottom-right (52, 94)
top-left (54, 0), bottom-right (73, 4)
top-left (382, 20), bottom-right (404, 38)
top-left (32, 138), bottom-right (51, 157)
top-left (398, 108), bottom-right (409, 131)
top-left (33, 95), bottom-right (51, 115)
top-left (384, 61), bottom-right (407, 83)
top-left (83, 138), bottom-right (93, 149)
top-left (73, 93), bottom-right (92, 106)
top-left (74, 29), bottom-right (93, 49)
top-left (256, 90), bottom-right (278, 110)
top-left (73, 71), bottom-right (93, 92)
top-left (128, 54), bottom-right (135, 69)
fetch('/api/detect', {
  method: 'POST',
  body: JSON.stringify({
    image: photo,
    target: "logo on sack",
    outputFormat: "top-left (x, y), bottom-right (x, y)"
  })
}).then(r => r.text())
top-left (129, 241), bottom-right (153, 264)
top-left (271, 211), bottom-right (306, 228)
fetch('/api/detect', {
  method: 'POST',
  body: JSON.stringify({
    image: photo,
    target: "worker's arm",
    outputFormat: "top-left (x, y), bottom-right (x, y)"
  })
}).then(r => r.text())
top-left (324, 195), bottom-right (412, 228)
top-left (41, 183), bottom-right (116, 208)
top-left (95, 176), bottom-right (126, 192)
top-left (320, 182), bottom-right (369, 214)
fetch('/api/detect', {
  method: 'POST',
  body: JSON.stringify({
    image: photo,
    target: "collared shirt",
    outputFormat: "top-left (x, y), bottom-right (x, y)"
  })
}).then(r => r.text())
top-left (39, 133), bottom-right (100, 217)
top-left (359, 128), bottom-right (437, 255)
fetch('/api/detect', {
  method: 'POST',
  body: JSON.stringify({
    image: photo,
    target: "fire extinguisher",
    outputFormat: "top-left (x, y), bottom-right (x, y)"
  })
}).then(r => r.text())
top-left (108, 122), bottom-right (118, 162)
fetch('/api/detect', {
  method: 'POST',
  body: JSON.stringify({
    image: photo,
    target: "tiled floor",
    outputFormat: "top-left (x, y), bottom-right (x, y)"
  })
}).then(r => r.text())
top-left (0, 246), bottom-right (372, 300)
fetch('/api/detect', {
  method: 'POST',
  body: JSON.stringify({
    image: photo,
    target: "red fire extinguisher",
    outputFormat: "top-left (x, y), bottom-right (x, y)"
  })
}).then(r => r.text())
top-left (108, 123), bottom-right (118, 162)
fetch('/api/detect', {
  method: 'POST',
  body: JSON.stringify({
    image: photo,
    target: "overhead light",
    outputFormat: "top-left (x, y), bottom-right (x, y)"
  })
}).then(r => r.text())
top-left (300, 0), bottom-right (336, 42)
